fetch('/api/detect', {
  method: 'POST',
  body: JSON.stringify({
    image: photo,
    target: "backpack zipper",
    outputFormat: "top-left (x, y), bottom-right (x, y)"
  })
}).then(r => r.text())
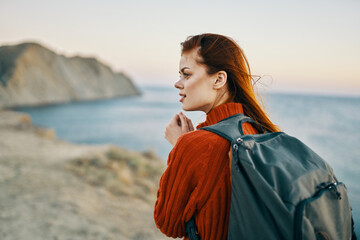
top-left (294, 181), bottom-right (344, 240)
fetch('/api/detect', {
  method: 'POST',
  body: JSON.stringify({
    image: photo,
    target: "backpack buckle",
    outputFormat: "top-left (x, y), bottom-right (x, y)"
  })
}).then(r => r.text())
top-left (318, 181), bottom-right (342, 200)
top-left (236, 138), bottom-right (254, 153)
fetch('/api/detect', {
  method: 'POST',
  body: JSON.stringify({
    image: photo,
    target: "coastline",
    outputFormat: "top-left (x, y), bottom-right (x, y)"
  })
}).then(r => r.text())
top-left (0, 109), bottom-right (167, 239)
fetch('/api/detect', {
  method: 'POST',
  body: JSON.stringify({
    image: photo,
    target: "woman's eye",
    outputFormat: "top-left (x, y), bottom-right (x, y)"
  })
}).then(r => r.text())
top-left (179, 73), bottom-right (190, 79)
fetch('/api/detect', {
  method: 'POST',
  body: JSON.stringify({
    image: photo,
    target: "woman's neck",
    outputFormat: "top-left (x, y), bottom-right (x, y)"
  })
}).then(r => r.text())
top-left (205, 90), bottom-right (231, 114)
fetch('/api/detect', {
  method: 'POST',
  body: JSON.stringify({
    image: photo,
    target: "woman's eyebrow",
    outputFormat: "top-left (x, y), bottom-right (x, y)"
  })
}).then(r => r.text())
top-left (179, 67), bottom-right (190, 73)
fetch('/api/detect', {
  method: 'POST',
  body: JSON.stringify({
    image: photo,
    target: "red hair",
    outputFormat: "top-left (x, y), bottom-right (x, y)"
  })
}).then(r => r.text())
top-left (181, 33), bottom-right (279, 133)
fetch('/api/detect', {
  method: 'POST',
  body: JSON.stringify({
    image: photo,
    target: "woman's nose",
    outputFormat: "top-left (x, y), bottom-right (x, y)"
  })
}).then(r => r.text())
top-left (174, 79), bottom-right (183, 89)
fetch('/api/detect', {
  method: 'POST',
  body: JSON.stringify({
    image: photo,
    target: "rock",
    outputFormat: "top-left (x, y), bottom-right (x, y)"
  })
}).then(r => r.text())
top-left (0, 42), bottom-right (140, 109)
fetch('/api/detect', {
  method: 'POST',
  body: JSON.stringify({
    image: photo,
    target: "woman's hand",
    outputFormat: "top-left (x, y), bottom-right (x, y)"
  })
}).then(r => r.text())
top-left (165, 112), bottom-right (194, 146)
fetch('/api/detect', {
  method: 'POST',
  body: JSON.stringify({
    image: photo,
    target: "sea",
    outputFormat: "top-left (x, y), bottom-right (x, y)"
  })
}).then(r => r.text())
top-left (13, 85), bottom-right (360, 235)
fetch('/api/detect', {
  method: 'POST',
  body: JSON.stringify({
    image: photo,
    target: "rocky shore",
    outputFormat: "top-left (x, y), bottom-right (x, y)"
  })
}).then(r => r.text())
top-left (0, 110), bottom-right (168, 240)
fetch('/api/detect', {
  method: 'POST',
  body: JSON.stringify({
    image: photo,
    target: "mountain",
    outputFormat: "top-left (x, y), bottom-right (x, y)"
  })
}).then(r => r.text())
top-left (0, 42), bottom-right (140, 109)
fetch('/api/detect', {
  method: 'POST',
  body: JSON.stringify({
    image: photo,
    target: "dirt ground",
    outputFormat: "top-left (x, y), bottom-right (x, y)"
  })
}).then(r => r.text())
top-left (0, 110), bottom-right (169, 240)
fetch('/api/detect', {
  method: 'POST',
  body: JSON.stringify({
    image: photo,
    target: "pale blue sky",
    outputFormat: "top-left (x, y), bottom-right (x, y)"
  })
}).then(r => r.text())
top-left (1, 0), bottom-right (359, 95)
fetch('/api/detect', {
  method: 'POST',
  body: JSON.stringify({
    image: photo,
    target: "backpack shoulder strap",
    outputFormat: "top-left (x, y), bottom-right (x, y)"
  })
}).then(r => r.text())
top-left (200, 113), bottom-right (264, 141)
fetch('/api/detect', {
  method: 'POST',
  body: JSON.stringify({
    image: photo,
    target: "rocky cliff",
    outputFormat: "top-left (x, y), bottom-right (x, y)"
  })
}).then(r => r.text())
top-left (0, 42), bottom-right (139, 109)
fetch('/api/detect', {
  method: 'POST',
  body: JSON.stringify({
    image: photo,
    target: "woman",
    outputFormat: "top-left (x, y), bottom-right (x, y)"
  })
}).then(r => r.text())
top-left (153, 33), bottom-right (279, 240)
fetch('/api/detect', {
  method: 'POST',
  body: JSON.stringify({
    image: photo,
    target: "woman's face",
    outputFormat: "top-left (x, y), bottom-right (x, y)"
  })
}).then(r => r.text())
top-left (175, 49), bottom-right (218, 113)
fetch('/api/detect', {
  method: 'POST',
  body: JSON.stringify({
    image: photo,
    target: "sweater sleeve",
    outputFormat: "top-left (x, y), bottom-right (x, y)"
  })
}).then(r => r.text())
top-left (154, 132), bottom-right (208, 238)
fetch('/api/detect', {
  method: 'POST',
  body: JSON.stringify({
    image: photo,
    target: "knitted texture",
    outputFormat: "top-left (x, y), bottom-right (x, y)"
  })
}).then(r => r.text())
top-left (154, 102), bottom-right (259, 240)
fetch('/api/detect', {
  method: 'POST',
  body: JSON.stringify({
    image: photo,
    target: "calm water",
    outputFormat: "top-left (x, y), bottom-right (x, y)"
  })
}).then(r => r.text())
top-left (14, 85), bottom-right (360, 235)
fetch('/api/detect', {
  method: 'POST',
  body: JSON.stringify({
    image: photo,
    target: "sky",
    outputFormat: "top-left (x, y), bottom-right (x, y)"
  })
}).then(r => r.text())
top-left (1, 0), bottom-right (359, 96)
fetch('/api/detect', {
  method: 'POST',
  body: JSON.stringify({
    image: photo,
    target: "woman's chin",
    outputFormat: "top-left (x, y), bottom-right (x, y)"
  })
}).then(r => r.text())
top-left (182, 105), bottom-right (197, 112)
top-left (181, 105), bottom-right (189, 111)
top-left (181, 104), bottom-right (191, 111)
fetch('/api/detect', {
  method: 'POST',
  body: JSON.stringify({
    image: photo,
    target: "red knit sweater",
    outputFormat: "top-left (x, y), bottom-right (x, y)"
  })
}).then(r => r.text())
top-left (154, 102), bottom-right (259, 240)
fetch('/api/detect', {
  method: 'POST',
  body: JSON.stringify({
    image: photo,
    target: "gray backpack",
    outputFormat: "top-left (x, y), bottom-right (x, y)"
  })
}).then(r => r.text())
top-left (185, 113), bottom-right (355, 240)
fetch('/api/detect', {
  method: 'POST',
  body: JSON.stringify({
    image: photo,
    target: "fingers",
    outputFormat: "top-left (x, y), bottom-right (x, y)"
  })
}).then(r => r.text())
top-left (183, 113), bottom-right (194, 131)
top-left (177, 115), bottom-right (182, 126)
top-left (187, 118), bottom-right (194, 131)
top-left (170, 114), bottom-right (181, 126)
top-left (165, 113), bottom-right (194, 145)
top-left (178, 112), bottom-right (188, 131)
top-left (179, 112), bottom-right (194, 132)
top-left (168, 112), bottom-right (194, 133)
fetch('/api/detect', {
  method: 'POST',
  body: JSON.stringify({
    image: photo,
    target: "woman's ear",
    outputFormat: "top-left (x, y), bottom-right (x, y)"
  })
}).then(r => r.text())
top-left (213, 71), bottom-right (227, 90)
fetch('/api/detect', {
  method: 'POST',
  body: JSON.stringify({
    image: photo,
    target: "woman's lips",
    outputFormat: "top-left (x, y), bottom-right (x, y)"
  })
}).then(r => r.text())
top-left (179, 94), bottom-right (186, 102)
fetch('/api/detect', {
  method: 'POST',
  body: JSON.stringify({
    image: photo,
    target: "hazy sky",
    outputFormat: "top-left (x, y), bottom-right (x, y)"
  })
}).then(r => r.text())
top-left (1, 0), bottom-right (359, 95)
